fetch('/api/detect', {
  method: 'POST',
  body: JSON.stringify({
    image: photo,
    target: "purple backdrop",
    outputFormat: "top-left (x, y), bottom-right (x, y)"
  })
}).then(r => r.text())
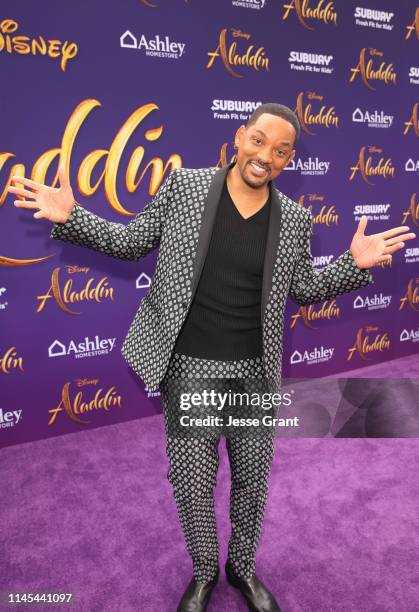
top-left (1, 0), bottom-right (418, 448)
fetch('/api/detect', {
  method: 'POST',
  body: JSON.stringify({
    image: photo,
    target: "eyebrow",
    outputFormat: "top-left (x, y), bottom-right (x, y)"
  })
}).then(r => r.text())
top-left (253, 129), bottom-right (292, 148)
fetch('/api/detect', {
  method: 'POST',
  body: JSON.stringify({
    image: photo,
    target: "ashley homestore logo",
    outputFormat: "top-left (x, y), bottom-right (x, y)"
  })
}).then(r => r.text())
top-left (120, 30), bottom-right (186, 59)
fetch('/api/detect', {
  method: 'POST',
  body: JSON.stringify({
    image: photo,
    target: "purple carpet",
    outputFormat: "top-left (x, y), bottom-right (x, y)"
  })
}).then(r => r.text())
top-left (2, 354), bottom-right (419, 612)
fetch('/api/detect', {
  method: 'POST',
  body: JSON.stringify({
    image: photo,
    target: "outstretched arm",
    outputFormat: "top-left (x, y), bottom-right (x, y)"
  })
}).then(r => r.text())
top-left (8, 164), bottom-right (178, 261)
top-left (289, 211), bottom-right (373, 306)
top-left (49, 169), bottom-right (177, 261)
top-left (289, 212), bottom-right (416, 306)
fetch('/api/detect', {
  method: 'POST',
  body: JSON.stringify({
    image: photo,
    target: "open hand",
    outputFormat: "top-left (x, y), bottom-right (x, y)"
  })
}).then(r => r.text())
top-left (350, 215), bottom-right (416, 269)
top-left (7, 164), bottom-right (75, 224)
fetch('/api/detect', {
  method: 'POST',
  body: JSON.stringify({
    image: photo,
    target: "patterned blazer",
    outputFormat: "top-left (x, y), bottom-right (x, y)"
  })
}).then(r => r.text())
top-left (50, 161), bottom-right (373, 393)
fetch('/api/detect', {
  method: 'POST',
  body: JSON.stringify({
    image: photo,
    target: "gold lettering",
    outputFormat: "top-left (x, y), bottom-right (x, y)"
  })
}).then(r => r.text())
top-left (0, 346), bottom-right (24, 374)
top-left (401, 193), bottom-right (419, 227)
top-left (0, 19), bottom-right (78, 72)
top-left (348, 328), bottom-right (390, 360)
top-left (403, 103), bottom-right (419, 136)
top-left (405, 7), bottom-right (419, 40)
top-left (282, 0), bottom-right (337, 30)
top-left (48, 381), bottom-right (122, 425)
top-left (36, 267), bottom-right (114, 314)
top-left (350, 48), bottom-right (396, 90)
top-left (207, 29), bottom-right (269, 77)
top-left (295, 92), bottom-right (339, 135)
top-left (1, 100), bottom-right (182, 265)
top-left (399, 279), bottom-right (419, 311)
top-left (349, 146), bottom-right (395, 184)
top-left (290, 299), bottom-right (339, 329)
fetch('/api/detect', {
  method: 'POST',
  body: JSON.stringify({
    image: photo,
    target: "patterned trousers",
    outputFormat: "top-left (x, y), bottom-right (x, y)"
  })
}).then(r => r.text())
top-left (159, 351), bottom-right (276, 582)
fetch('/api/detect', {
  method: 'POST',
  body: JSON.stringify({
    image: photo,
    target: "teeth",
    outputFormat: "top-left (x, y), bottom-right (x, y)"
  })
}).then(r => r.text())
top-left (250, 162), bottom-right (267, 175)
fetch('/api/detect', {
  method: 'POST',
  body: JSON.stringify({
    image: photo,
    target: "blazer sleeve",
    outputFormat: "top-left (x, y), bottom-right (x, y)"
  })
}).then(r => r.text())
top-left (289, 209), bottom-right (374, 306)
top-left (49, 168), bottom-right (177, 261)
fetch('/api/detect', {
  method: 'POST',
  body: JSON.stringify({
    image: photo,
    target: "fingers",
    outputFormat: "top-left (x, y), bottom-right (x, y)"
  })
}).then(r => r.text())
top-left (381, 226), bottom-right (411, 239)
top-left (377, 254), bottom-right (392, 264)
top-left (357, 215), bottom-right (368, 236)
top-left (385, 232), bottom-right (416, 247)
top-left (10, 176), bottom-right (42, 190)
top-left (33, 210), bottom-right (46, 219)
top-left (384, 242), bottom-right (405, 255)
top-left (14, 200), bottom-right (40, 210)
top-left (8, 185), bottom-right (37, 199)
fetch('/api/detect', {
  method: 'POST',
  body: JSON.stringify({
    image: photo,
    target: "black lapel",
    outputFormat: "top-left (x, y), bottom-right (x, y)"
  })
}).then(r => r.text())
top-left (189, 162), bottom-right (232, 303)
top-left (261, 183), bottom-right (283, 322)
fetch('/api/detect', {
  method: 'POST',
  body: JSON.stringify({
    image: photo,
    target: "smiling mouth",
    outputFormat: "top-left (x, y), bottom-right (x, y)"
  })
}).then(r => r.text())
top-left (248, 160), bottom-right (270, 177)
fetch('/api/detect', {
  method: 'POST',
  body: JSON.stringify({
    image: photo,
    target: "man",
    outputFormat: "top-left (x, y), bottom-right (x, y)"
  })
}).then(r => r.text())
top-left (8, 103), bottom-right (415, 612)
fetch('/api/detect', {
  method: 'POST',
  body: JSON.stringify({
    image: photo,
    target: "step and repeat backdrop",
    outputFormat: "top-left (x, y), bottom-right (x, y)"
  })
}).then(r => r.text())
top-left (1, 1), bottom-right (418, 447)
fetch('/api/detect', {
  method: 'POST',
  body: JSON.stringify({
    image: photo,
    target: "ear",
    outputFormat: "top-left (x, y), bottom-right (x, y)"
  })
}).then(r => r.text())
top-left (235, 125), bottom-right (246, 148)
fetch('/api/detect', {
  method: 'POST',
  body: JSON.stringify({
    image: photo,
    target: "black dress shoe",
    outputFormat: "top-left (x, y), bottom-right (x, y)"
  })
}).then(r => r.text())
top-left (177, 569), bottom-right (219, 612)
top-left (225, 560), bottom-right (281, 612)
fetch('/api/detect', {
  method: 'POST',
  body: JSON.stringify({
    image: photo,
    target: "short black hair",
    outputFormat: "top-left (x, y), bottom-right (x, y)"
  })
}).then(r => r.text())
top-left (246, 103), bottom-right (300, 146)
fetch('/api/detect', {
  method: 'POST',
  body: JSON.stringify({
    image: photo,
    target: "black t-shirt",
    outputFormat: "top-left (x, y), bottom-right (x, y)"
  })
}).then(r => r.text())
top-left (173, 178), bottom-right (270, 360)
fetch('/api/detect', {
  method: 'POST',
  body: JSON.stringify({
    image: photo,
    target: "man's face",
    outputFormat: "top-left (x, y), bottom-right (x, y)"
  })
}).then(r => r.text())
top-left (234, 113), bottom-right (296, 189)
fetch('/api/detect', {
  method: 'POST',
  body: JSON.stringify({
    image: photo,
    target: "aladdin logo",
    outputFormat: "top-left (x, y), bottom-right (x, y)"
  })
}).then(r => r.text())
top-left (206, 28), bottom-right (269, 77)
top-left (284, 156), bottom-right (330, 176)
top-left (120, 30), bottom-right (186, 59)
top-left (409, 66), bottom-right (419, 85)
top-left (399, 279), bottom-right (419, 311)
top-left (349, 48), bottom-right (396, 90)
top-left (0, 19), bottom-right (77, 71)
top-left (48, 336), bottom-right (116, 359)
top-left (314, 255), bottom-right (334, 269)
top-left (282, 0), bottom-right (337, 30)
top-left (404, 103), bottom-right (419, 136)
top-left (405, 159), bottom-right (419, 173)
top-left (405, 247), bottom-right (419, 264)
top-left (295, 91), bottom-right (339, 135)
top-left (405, 7), bottom-right (419, 40)
top-left (349, 146), bottom-right (395, 185)
top-left (288, 51), bottom-right (333, 74)
top-left (298, 194), bottom-right (338, 226)
top-left (0, 286), bottom-right (7, 310)
top-left (48, 379), bottom-right (123, 426)
top-left (402, 193), bottom-right (419, 227)
top-left (0, 408), bottom-right (22, 429)
top-left (353, 293), bottom-right (391, 311)
top-left (354, 7), bottom-right (394, 31)
top-left (347, 325), bottom-right (390, 361)
top-left (232, 0), bottom-right (266, 9)
top-left (211, 99), bottom-right (262, 120)
top-left (0, 346), bottom-right (24, 374)
top-left (291, 345), bottom-right (334, 365)
top-left (290, 299), bottom-right (339, 330)
top-left (353, 203), bottom-right (390, 222)
top-left (352, 107), bottom-right (393, 129)
top-left (1, 100), bottom-right (182, 267)
top-left (36, 267), bottom-right (114, 315)
top-left (400, 328), bottom-right (419, 343)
